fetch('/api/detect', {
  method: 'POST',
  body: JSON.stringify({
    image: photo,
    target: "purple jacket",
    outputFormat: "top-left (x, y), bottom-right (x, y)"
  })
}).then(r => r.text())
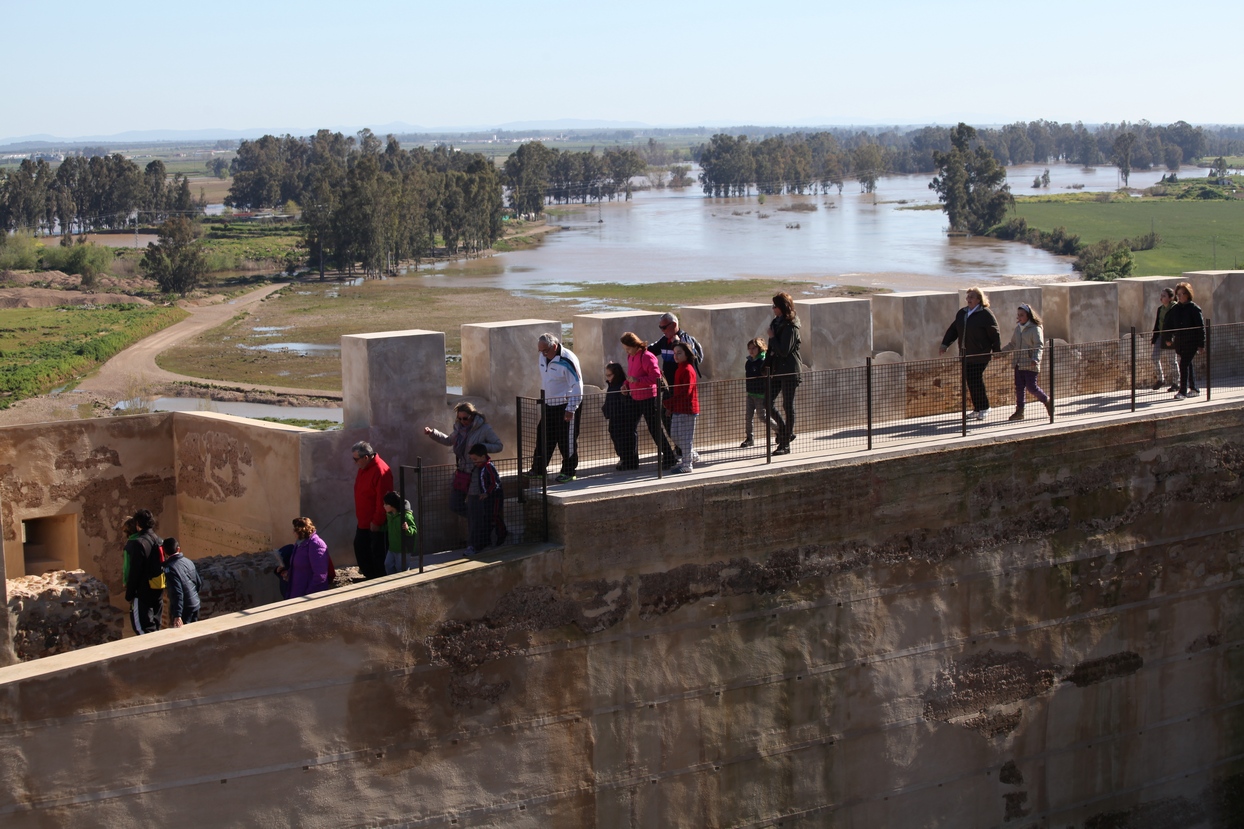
top-left (289, 533), bottom-right (329, 598)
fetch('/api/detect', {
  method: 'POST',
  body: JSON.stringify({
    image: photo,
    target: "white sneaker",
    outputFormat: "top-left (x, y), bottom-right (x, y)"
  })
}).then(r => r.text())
top-left (1174, 392), bottom-right (1187, 400)
top-left (690, 451), bottom-right (701, 463)
top-left (975, 409), bottom-right (989, 420)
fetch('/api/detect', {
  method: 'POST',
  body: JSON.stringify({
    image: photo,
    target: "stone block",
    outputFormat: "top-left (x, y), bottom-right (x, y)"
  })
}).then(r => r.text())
top-left (572, 312), bottom-right (664, 384)
top-left (1116, 275), bottom-right (1177, 337)
top-left (679, 304), bottom-right (773, 380)
top-left (795, 297), bottom-right (872, 370)
top-left (1181, 271), bottom-right (1244, 325)
top-left (1040, 282), bottom-right (1119, 344)
top-left (461, 320), bottom-right (559, 451)
top-left (871, 291), bottom-right (960, 361)
top-left (342, 330), bottom-right (446, 435)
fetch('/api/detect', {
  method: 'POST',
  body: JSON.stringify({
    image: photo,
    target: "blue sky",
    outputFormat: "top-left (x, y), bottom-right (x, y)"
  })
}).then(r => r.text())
top-left (3, 0), bottom-right (1241, 140)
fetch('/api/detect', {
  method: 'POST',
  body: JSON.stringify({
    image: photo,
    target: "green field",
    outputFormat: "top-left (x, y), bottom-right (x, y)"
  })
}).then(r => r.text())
top-left (1010, 199), bottom-right (1244, 275)
top-left (0, 304), bottom-right (188, 406)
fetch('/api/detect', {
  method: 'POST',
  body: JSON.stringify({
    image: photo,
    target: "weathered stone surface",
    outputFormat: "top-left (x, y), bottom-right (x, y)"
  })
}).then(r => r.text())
top-left (6, 570), bottom-right (123, 660)
top-left (872, 290), bottom-right (959, 360)
top-left (1041, 281), bottom-right (1120, 344)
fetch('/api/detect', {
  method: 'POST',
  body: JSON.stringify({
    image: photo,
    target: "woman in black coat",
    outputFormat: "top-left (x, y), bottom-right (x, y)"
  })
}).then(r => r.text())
top-left (1163, 281), bottom-right (1205, 399)
top-left (939, 286), bottom-right (1002, 420)
top-left (766, 292), bottom-right (803, 455)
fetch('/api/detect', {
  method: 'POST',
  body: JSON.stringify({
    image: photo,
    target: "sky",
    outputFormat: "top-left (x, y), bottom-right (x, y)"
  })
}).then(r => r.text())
top-left (3, 0), bottom-right (1242, 141)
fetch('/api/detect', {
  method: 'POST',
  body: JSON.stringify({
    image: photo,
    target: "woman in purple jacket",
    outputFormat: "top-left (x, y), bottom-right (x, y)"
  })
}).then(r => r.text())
top-left (288, 516), bottom-right (329, 598)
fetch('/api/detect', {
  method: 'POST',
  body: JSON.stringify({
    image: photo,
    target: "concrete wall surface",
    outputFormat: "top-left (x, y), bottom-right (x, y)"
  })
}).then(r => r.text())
top-left (3, 405), bottom-right (1243, 827)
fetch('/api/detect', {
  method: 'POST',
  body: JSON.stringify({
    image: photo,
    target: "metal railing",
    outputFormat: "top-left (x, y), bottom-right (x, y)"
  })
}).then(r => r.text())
top-left (398, 458), bottom-right (548, 566)
top-left (514, 320), bottom-right (1238, 482)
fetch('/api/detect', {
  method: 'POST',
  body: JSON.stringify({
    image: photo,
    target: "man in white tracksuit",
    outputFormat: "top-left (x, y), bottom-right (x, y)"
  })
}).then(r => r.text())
top-left (531, 332), bottom-right (583, 483)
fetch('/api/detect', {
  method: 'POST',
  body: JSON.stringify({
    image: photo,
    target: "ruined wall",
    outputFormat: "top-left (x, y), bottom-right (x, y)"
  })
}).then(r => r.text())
top-left (5, 571), bottom-right (124, 661)
top-left (0, 406), bottom-right (1243, 827)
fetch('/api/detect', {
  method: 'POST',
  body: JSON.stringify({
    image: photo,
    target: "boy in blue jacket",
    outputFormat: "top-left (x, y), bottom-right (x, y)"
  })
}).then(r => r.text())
top-left (466, 443), bottom-right (507, 555)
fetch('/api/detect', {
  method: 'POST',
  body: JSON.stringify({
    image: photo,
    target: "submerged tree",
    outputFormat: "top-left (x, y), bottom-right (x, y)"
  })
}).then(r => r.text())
top-left (1112, 132), bottom-right (1136, 187)
top-left (929, 123), bottom-right (1013, 235)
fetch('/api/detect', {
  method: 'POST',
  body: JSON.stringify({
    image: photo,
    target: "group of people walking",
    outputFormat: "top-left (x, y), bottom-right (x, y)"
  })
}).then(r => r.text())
top-left (939, 283), bottom-right (1207, 422)
top-left (121, 508), bottom-right (203, 634)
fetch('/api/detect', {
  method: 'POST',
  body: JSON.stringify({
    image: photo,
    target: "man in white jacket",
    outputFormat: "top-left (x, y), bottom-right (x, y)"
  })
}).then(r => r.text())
top-left (531, 332), bottom-right (583, 483)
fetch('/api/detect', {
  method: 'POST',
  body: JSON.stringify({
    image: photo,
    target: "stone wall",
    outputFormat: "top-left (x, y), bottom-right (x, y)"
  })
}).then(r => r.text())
top-left (5, 571), bottom-right (123, 661)
top-left (2, 404), bottom-right (1242, 827)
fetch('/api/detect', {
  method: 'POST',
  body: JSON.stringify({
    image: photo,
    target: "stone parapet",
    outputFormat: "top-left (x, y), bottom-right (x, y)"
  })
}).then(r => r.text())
top-left (872, 291), bottom-right (960, 361)
top-left (572, 312), bottom-right (663, 383)
top-left (461, 319), bottom-right (558, 451)
top-left (677, 304), bottom-right (772, 381)
top-left (1116, 275), bottom-right (1177, 337)
top-left (795, 297), bottom-right (872, 370)
top-left (1040, 282), bottom-right (1120, 344)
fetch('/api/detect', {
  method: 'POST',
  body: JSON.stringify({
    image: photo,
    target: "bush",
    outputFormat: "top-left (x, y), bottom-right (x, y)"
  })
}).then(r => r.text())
top-left (0, 232), bottom-right (40, 270)
top-left (39, 242), bottom-right (114, 279)
top-left (1075, 239), bottom-right (1134, 281)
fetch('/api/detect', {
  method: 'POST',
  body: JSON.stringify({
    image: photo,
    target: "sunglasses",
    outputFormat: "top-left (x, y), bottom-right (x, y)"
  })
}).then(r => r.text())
top-left (457, 414), bottom-right (472, 422)
top-left (659, 322), bottom-right (673, 330)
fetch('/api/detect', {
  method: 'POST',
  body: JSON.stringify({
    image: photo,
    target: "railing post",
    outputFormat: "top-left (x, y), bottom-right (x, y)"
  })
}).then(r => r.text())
top-left (1129, 326), bottom-right (1137, 413)
top-left (866, 357), bottom-right (873, 451)
top-left (764, 368), bottom-right (774, 463)
top-left (399, 466), bottom-right (408, 573)
top-left (960, 354), bottom-right (967, 438)
top-left (515, 395), bottom-right (525, 504)
top-left (1048, 339), bottom-right (1056, 422)
top-left (1205, 317), bottom-right (1212, 401)
top-left (414, 457), bottom-right (425, 574)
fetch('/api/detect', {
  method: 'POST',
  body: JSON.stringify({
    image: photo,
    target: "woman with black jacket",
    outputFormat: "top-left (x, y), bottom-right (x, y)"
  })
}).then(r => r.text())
top-left (939, 287), bottom-right (1002, 420)
top-left (766, 292), bottom-right (803, 455)
top-left (1163, 281), bottom-right (1205, 399)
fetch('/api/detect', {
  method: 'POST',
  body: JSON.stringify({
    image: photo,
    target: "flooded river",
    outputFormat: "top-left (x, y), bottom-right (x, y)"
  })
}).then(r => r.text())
top-left (424, 162), bottom-right (1185, 293)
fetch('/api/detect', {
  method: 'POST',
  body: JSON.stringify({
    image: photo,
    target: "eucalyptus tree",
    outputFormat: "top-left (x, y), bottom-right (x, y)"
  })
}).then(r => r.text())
top-left (929, 123), bottom-right (1013, 235)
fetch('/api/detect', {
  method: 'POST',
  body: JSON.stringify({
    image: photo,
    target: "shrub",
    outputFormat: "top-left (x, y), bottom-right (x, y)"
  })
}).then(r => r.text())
top-left (39, 242), bottom-right (114, 279)
top-left (0, 232), bottom-right (40, 270)
top-left (1075, 240), bottom-right (1134, 281)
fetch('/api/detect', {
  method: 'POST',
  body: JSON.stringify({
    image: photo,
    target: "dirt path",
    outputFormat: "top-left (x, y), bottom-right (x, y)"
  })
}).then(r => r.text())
top-left (75, 283), bottom-right (343, 400)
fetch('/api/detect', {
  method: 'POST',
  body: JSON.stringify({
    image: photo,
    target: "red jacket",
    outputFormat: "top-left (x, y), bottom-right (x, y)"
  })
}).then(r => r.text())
top-left (354, 455), bottom-right (393, 528)
top-left (663, 362), bottom-right (699, 415)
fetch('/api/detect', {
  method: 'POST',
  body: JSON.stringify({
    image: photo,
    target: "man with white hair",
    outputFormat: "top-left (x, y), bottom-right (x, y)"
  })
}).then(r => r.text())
top-left (530, 332), bottom-right (583, 483)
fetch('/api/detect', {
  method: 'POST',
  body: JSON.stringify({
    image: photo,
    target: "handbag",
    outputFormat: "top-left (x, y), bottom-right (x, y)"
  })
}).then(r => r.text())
top-left (452, 470), bottom-right (471, 493)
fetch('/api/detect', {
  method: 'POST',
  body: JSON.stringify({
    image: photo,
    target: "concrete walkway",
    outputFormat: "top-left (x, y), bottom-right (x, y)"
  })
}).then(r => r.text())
top-left (76, 283), bottom-right (343, 400)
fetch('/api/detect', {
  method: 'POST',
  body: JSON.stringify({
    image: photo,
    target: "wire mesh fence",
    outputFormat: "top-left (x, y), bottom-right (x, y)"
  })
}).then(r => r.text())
top-left (510, 320), bottom-right (1241, 488)
top-left (397, 458), bottom-right (546, 567)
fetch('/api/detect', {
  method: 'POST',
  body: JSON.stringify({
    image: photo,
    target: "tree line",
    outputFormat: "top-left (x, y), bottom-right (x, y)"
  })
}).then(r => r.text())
top-left (501, 143), bottom-right (649, 215)
top-left (225, 129), bottom-right (504, 276)
top-left (0, 154), bottom-right (203, 235)
top-left (693, 120), bottom-right (1240, 197)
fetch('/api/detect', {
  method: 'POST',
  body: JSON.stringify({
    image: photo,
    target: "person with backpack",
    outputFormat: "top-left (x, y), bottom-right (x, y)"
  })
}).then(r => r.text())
top-left (123, 508), bottom-right (164, 634)
top-left (161, 537), bottom-right (203, 627)
top-left (649, 312), bottom-right (705, 461)
top-left (382, 491), bottom-right (418, 574)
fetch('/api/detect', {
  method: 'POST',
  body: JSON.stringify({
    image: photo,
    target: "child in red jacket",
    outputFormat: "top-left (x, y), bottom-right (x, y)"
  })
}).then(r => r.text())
top-left (663, 342), bottom-right (700, 473)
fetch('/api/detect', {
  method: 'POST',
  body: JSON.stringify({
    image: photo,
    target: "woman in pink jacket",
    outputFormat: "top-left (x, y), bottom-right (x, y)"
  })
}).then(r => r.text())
top-left (621, 331), bottom-right (676, 468)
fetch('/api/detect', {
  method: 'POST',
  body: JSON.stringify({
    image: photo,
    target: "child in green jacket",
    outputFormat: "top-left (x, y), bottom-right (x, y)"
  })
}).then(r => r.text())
top-left (382, 491), bottom-right (417, 574)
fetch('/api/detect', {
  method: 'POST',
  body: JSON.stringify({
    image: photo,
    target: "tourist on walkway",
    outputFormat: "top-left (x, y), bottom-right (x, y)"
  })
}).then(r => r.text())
top-left (466, 443), bottom-right (506, 555)
top-left (649, 312), bottom-right (705, 458)
top-left (664, 342), bottom-right (701, 473)
top-left (382, 491), bottom-right (417, 574)
top-left (1150, 286), bottom-right (1178, 391)
top-left (741, 336), bottom-right (778, 448)
top-left (767, 292), bottom-right (804, 454)
top-left (124, 509), bottom-right (164, 635)
top-left (161, 537), bottom-right (203, 627)
top-left (940, 287), bottom-right (1001, 420)
top-left (424, 401), bottom-right (503, 517)
top-left (602, 362), bottom-right (638, 470)
top-left (288, 517), bottom-right (330, 598)
top-left (1165, 281), bottom-right (1205, 400)
top-left (1002, 304), bottom-right (1052, 421)
top-left (622, 331), bottom-right (675, 468)
top-left (529, 333), bottom-right (583, 483)
top-left (351, 441), bottom-right (392, 580)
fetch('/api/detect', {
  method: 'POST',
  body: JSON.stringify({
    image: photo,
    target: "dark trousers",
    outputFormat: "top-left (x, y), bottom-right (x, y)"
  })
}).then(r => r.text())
top-left (354, 527), bottom-right (386, 580)
top-left (608, 402), bottom-right (640, 468)
top-left (965, 360), bottom-right (990, 412)
top-left (635, 397), bottom-right (675, 464)
top-left (131, 590), bottom-right (163, 635)
top-left (769, 375), bottom-right (799, 444)
top-left (532, 403), bottom-right (581, 475)
top-left (467, 491), bottom-right (506, 550)
top-left (1178, 350), bottom-right (1199, 394)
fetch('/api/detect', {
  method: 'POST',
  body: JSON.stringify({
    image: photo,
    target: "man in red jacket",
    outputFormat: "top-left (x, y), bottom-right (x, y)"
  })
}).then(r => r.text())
top-left (352, 441), bottom-right (392, 579)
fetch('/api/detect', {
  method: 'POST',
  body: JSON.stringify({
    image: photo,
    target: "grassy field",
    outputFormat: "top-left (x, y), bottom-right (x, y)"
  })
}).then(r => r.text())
top-left (156, 277), bottom-right (865, 391)
top-left (1010, 198), bottom-right (1244, 275)
top-left (0, 304), bottom-right (188, 406)
top-left (200, 222), bottom-right (303, 270)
